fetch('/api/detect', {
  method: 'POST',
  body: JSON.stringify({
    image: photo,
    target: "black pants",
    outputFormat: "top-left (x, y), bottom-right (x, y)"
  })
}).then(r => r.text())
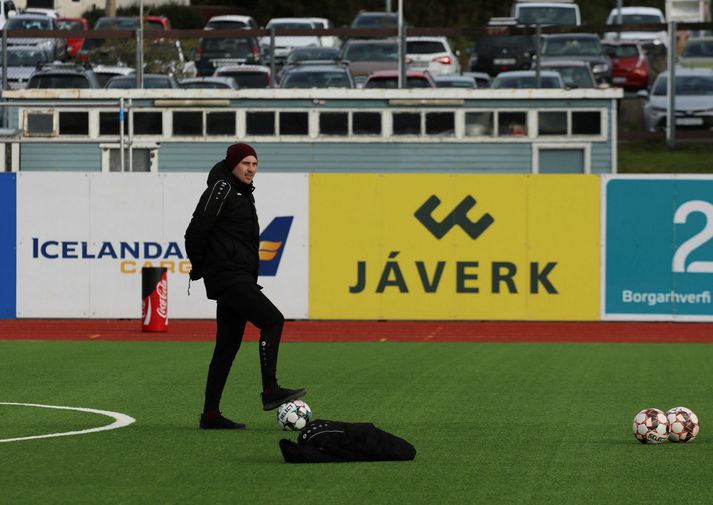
top-left (203, 282), bottom-right (284, 412)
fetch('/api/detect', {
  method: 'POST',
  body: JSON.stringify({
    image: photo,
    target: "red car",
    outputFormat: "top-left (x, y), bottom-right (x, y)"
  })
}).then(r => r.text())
top-left (57, 17), bottom-right (88, 58)
top-left (602, 40), bottom-right (651, 91)
top-left (363, 70), bottom-right (437, 88)
top-left (144, 15), bottom-right (171, 30)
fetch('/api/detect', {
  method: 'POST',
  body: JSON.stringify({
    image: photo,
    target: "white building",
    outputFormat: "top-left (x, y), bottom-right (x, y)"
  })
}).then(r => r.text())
top-left (18, 0), bottom-right (188, 20)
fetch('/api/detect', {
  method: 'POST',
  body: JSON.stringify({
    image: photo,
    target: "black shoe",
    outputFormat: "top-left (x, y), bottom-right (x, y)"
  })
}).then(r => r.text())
top-left (199, 413), bottom-right (246, 430)
top-left (261, 386), bottom-right (307, 411)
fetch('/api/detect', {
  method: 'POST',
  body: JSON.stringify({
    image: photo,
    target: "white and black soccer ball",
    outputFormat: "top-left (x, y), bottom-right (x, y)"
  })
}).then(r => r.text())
top-left (276, 400), bottom-right (313, 431)
top-left (665, 406), bottom-right (700, 443)
top-left (633, 408), bottom-right (669, 444)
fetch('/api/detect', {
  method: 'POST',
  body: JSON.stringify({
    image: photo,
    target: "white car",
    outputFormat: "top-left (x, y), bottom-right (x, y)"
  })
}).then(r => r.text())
top-left (204, 15), bottom-right (258, 30)
top-left (308, 17), bottom-right (340, 49)
top-left (260, 18), bottom-right (321, 64)
top-left (642, 68), bottom-right (713, 131)
top-left (604, 6), bottom-right (667, 47)
top-left (406, 36), bottom-right (460, 76)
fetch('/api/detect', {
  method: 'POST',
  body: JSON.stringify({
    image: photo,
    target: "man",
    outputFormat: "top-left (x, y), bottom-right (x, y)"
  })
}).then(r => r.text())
top-left (185, 143), bottom-right (306, 430)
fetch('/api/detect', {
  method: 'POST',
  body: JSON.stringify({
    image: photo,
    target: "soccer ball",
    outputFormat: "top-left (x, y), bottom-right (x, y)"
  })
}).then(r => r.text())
top-left (276, 400), bottom-right (313, 431)
top-left (633, 408), bottom-right (669, 444)
top-left (665, 406), bottom-right (700, 443)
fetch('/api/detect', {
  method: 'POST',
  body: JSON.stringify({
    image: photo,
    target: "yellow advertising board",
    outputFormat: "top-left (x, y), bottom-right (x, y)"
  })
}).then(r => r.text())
top-left (309, 174), bottom-right (600, 320)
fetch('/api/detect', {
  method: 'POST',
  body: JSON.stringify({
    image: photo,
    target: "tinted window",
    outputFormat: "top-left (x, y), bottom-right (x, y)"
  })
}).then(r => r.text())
top-left (246, 111), bottom-right (275, 135)
top-left (572, 111), bottom-right (601, 135)
top-left (351, 14), bottom-right (398, 28)
top-left (393, 113), bottom-right (420, 135)
top-left (173, 111), bottom-right (202, 135)
top-left (406, 41), bottom-right (446, 54)
top-left (99, 111), bottom-right (128, 135)
top-left (281, 71), bottom-right (350, 88)
top-left (200, 38), bottom-right (254, 58)
top-left (616, 14), bottom-right (663, 24)
top-left (543, 37), bottom-right (602, 56)
top-left (682, 40), bottom-right (713, 58)
top-left (59, 112), bottom-right (88, 135)
top-left (342, 42), bottom-right (398, 62)
top-left (181, 81), bottom-right (232, 89)
top-left (475, 35), bottom-right (534, 56)
top-left (353, 112), bottom-right (381, 135)
top-left (205, 20), bottom-right (249, 29)
top-left (425, 112), bottom-right (454, 135)
top-left (7, 49), bottom-right (48, 66)
top-left (217, 71), bottom-right (268, 88)
top-left (57, 20), bottom-right (84, 30)
top-left (28, 75), bottom-right (91, 88)
top-left (652, 75), bottom-right (713, 96)
top-left (280, 112), bottom-right (308, 135)
top-left (134, 112), bottom-right (162, 135)
top-left (6, 17), bottom-right (50, 29)
top-left (365, 76), bottom-right (431, 88)
top-left (518, 6), bottom-right (577, 25)
top-left (319, 112), bottom-right (348, 135)
top-left (207, 112), bottom-right (235, 135)
top-left (604, 44), bottom-right (640, 58)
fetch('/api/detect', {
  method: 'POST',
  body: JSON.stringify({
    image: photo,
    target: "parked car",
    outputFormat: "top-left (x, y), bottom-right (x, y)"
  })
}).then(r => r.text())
top-left (277, 46), bottom-right (341, 82)
top-left (6, 14), bottom-right (67, 61)
top-left (204, 15), bottom-right (258, 30)
top-left (26, 62), bottom-right (100, 88)
top-left (678, 37), bottom-right (713, 70)
top-left (461, 71), bottom-right (492, 88)
top-left (105, 73), bottom-right (179, 89)
top-left (540, 33), bottom-right (612, 83)
top-left (260, 18), bottom-right (321, 66)
top-left (510, 1), bottom-right (581, 26)
top-left (213, 64), bottom-right (271, 88)
top-left (364, 69), bottom-right (436, 88)
top-left (308, 17), bottom-right (340, 48)
top-left (535, 59), bottom-right (598, 89)
top-left (144, 15), bottom-right (170, 30)
top-left (179, 76), bottom-right (238, 89)
top-left (279, 62), bottom-right (355, 88)
top-left (57, 17), bottom-right (88, 58)
top-left (405, 36), bottom-right (460, 76)
top-left (602, 40), bottom-right (651, 90)
top-left (195, 36), bottom-right (261, 76)
top-left (642, 68), bottom-right (713, 131)
top-left (350, 10), bottom-right (400, 33)
top-left (92, 64), bottom-right (135, 87)
top-left (339, 38), bottom-right (398, 86)
top-left (603, 6), bottom-right (667, 48)
top-left (433, 74), bottom-right (478, 88)
top-left (1, 45), bottom-right (51, 88)
top-left (490, 70), bottom-right (564, 89)
top-left (470, 32), bottom-right (536, 76)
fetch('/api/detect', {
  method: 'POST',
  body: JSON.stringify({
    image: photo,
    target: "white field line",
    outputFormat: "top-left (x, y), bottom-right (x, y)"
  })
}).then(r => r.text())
top-left (0, 402), bottom-right (135, 443)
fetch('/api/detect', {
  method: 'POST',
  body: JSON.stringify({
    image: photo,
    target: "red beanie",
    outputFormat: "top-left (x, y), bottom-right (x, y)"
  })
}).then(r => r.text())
top-left (225, 143), bottom-right (257, 169)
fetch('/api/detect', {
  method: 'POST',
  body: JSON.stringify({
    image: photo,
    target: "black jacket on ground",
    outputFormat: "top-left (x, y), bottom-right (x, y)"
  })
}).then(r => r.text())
top-left (185, 160), bottom-right (260, 299)
top-left (279, 419), bottom-right (417, 463)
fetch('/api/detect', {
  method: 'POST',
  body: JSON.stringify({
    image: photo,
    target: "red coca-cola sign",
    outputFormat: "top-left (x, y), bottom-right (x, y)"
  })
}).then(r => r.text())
top-left (142, 267), bottom-right (168, 332)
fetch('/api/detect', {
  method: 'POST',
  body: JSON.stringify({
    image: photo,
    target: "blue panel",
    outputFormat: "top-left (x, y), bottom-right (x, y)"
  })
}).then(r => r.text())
top-left (21, 143), bottom-right (101, 172)
top-left (0, 173), bottom-right (16, 318)
top-left (606, 179), bottom-right (713, 318)
top-left (539, 149), bottom-right (584, 173)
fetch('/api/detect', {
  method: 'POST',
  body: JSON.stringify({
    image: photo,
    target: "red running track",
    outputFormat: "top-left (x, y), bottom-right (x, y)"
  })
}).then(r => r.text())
top-left (1, 320), bottom-right (713, 343)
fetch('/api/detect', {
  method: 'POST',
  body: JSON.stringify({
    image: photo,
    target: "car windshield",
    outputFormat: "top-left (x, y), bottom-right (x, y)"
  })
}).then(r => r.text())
top-left (352, 14), bottom-right (397, 28)
top-left (492, 75), bottom-right (562, 88)
top-left (28, 75), bottom-right (90, 88)
top-left (435, 79), bottom-right (475, 88)
top-left (106, 77), bottom-right (173, 89)
top-left (604, 44), bottom-right (639, 58)
top-left (407, 41), bottom-right (446, 54)
top-left (267, 21), bottom-right (314, 29)
top-left (217, 71), bottom-right (268, 88)
top-left (200, 38), bottom-right (254, 58)
top-left (681, 40), bottom-right (713, 58)
top-left (7, 49), bottom-right (48, 66)
top-left (281, 71), bottom-right (350, 88)
top-left (612, 14), bottom-right (663, 24)
top-left (518, 6), bottom-right (577, 25)
top-left (547, 66), bottom-right (595, 88)
top-left (365, 76), bottom-right (432, 88)
top-left (95, 17), bottom-right (137, 29)
top-left (652, 75), bottom-right (713, 95)
top-left (182, 81), bottom-right (231, 89)
top-left (6, 17), bottom-right (51, 29)
top-left (206, 20), bottom-right (249, 29)
top-left (57, 19), bottom-right (84, 30)
top-left (342, 42), bottom-right (398, 61)
top-left (543, 38), bottom-right (602, 56)
top-left (286, 48), bottom-right (339, 63)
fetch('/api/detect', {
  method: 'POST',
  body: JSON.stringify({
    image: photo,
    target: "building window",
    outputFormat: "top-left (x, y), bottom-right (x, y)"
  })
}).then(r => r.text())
top-left (59, 112), bottom-right (88, 136)
top-left (465, 111), bottom-right (493, 136)
top-left (393, 112), bottom-right (420, 135)
top-left (133, 112), bottom-right (162, 135)
top-left (425, 112), bottom-right (454, 136)
top-left (319, 112), bottom-right (348, 136)
top-left (173, 111), bottom-right (202, 136)
top-left (498, 112), bottom-right (527, 136)
top-left (207, 112), bottom-right (235, 135)
top-left (246, 111), bottom-right (275, 136)
top-left (99, 111), bottom-right (128, 136)
top-left (353, 112), bottom-right (381, 135)
top-left (538, 111), bottom-right (567, 136)
top-left (572, 111), bottom-right (601, 135)
top-left (280, 112), bottom-right (308, 135)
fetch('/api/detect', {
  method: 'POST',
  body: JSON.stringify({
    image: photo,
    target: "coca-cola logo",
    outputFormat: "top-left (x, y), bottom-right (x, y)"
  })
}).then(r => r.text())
top-left (156, 279), bottom-right (168, 319)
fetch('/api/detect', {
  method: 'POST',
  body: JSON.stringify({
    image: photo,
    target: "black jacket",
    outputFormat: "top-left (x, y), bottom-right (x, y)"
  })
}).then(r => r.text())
top-left (279, 419), bottom-right (417, 464)
top-left (185, 160), bottom-right (260, 299)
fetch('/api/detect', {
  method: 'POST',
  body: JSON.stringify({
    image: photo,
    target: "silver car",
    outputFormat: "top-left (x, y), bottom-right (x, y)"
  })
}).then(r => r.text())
top-left (6, 14), bottom-right (67, 61)
top-left (643, 68), bottom-right (713, 131)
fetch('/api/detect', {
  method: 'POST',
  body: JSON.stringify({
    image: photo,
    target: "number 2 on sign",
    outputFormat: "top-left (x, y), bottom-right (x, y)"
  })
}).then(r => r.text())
top-left (672, 200), bottom-right (713, 273)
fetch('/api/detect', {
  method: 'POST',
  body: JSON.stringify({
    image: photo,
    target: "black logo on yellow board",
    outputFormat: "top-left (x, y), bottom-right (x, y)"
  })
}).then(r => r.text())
top-left (414, 195), bottom-right (494, 239)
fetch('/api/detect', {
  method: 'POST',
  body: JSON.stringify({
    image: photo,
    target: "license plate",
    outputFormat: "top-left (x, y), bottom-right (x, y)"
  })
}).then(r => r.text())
top-left (494, 58), bottom-right (516, 65)
top-left (676, 117), bottom-right (703, 126)
top-left (613, 77), bottom-right (627, 83)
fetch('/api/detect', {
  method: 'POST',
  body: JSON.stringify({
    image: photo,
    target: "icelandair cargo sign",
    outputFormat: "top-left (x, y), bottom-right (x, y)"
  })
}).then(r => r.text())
top-left (13, 173), bottom-right (308, 319)
top-left (309, 174), bottom-right (601, 320)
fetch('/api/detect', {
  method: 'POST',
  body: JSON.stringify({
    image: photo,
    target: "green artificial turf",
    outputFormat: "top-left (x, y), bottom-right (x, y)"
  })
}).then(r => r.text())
top-left (1, 340), bottom-right (712, 505)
